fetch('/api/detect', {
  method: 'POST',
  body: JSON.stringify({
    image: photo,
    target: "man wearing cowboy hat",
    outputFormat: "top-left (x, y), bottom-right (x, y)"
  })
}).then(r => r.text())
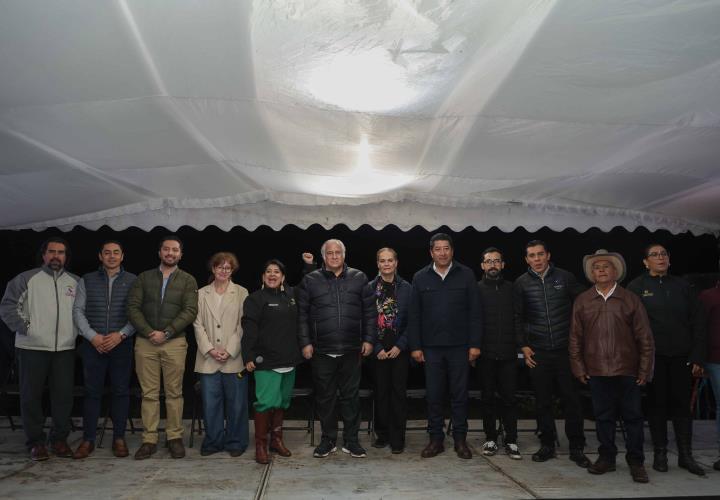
top-left (569, 249), bottom-right (655, 483)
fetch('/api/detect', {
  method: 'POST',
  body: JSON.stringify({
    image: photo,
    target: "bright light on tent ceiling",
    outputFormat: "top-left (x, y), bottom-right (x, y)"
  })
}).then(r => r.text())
top-left (308, 135), bottom-right (416, 197)
top-left (306, 48), bottom-right (418, 113)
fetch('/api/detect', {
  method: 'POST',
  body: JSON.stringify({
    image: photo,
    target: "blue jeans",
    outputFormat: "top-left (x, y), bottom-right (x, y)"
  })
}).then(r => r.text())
top-left (705, 362), bottom-right (720, 449)
top-left (424, 347), bottom-right (469, 440)
top-left (81, 339), bottom-right (132, 442)
top-left (199, 372), bottom-right (249, 453)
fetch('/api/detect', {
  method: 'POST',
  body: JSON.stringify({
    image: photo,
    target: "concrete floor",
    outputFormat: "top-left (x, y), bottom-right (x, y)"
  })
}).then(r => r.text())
top-left (1, 419), bottom-right (719, 499)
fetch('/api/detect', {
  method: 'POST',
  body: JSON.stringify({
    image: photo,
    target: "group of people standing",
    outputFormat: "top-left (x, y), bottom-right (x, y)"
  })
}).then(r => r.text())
top-left (0, 233), bottom-right (717, 486)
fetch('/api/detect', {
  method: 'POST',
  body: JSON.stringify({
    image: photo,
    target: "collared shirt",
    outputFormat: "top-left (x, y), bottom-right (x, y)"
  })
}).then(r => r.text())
top-left (432, 262), bottom-right (453, 281)
top-left (595, 282), bottom-right (617, 301)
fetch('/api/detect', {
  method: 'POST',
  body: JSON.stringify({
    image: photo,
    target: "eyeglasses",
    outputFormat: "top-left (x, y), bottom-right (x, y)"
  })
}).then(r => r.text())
top-left (215, 266), bottom-right (233, 273)
top-left (483, 259), bottom-right (502, 265)
top-left (647, 251), bottom-right (668, 258)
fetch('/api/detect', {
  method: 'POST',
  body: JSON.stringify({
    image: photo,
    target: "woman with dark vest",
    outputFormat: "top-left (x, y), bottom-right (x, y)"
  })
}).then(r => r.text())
top-left (241, 259), bottom-right (304, 464)
top-left (367, 247), bottom-right (412, 453)
top-left (627, 243), bottom-right (707, 476)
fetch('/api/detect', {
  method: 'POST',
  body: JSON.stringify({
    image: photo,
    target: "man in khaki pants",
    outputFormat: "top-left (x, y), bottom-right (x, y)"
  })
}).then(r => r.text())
top-left (127, 235), bottom-right (198, 459)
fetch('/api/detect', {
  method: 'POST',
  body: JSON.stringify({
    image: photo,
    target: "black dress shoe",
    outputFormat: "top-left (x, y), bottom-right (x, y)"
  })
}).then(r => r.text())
top-left (569, 449), bottom-right (591, 468)
top-left (372, 437), bottom-right (388, 448)
top-left (531, 445), bottom-right (557, 462)
top-left (421, 440), bottom-right (445, 458)
top-left (653, 448), bottom-right (668, 472)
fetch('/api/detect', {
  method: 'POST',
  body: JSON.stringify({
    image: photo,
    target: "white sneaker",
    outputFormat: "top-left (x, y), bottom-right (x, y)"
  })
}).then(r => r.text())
top-left (481, 440), bottom-right (498, 456)
top-left (505, 443), bottom-right (522, 460)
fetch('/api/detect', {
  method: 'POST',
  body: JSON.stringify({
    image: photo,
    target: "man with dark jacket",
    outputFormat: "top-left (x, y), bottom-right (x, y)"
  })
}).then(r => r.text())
top-left (297, 239), bottom-right (375, 459)
top-left (127, 235), bottom-right (198, 460)
top-left (570, 249), bottom-right (654, 483)
top-left (408, 233), bottom-right (482, 459)
top-left (72, 241), bottom-right (137, 459)
top-left (477, 247), bottom-right (521, 460)
top-left (513, 240), bottom-right (589, 466)
top-left (0, 238), bottom-right (79, 461)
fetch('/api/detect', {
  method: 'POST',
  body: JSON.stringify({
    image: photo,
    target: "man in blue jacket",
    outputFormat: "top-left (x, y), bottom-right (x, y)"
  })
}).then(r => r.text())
top-left (408, 233), bottom-right (482, 459)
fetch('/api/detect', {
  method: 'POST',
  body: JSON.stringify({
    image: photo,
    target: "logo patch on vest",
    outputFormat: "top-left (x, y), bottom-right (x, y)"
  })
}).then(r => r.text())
top-left (641, 290), bottom-right (654, 297)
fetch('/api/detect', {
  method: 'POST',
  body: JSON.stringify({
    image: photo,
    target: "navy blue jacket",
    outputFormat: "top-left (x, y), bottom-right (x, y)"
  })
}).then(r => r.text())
top-left (407, 261), bottom-right (482, 350)
top-left (366, 275), bottom-right (412, 354)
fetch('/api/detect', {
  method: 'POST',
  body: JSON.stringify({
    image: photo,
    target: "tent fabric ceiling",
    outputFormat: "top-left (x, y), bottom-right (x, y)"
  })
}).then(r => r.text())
top-left (1, 0), bottom-right (719, 235)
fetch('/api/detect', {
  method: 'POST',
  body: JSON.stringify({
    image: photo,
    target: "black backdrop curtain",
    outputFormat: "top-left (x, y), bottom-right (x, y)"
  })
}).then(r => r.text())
top-left (1, 224), bottom-right (718, 419)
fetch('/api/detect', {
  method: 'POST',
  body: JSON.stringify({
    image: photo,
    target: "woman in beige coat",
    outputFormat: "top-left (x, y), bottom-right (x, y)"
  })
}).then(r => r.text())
top-left (193, 252), bottom-right (249, 456)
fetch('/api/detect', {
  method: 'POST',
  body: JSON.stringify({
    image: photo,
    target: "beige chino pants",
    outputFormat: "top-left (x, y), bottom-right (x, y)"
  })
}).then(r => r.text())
top-left (134, 336), bottom-right (187, 443)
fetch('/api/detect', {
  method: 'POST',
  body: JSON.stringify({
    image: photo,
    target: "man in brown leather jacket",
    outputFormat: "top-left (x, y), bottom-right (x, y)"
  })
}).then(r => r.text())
top-left (569, 250), bottom-right (654, 483)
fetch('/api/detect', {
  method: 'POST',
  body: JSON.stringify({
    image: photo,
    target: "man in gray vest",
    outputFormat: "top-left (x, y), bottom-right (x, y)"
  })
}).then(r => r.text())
top-left (72, 241), bottom-right (137, 459)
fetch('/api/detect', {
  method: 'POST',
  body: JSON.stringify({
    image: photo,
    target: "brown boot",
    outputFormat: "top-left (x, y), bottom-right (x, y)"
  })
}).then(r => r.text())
top-left (269, 409), bottom-right (292, 457)
top-left (254, 411), bottom-right (271, 464)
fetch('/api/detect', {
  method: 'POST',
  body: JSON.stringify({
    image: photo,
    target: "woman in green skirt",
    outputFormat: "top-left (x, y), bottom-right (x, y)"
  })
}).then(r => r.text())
top-left (241, 259), bottom-right (303, 464)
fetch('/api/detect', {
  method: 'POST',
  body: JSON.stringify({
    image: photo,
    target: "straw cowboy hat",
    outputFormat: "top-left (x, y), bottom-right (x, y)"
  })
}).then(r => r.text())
top-left (583, 249), bottom-right (626, 283)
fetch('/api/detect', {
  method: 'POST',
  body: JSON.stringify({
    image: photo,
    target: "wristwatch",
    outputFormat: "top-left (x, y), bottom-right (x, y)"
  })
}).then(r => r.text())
top-left (120, 333), bottom-right (127, 341)
top-left (163, 330), bottom-right (171, 341)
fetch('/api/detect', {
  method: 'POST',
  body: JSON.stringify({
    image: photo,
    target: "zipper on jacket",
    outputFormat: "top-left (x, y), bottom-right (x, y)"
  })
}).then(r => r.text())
top-left (105, 271), bottom-right (111, 335)
top-left (54, 273), bottom-right (60, 351)
top-left (335, 278), bottom-right (342, 331)
top-left (542, 280), bottom-right (553, 348)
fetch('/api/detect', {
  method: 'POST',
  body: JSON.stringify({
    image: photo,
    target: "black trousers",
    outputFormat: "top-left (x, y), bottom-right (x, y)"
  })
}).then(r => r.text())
top-left (16, 348), bottom-right (75, 448)
top-left (311, 353), bottom-right (362, 445)
top-left (478, 357), bottom-right (518, 444)
top-left (373, 352), bottom-right (409, 448)
top-left (588, 376), bottom-right (644, 464)
top-left (528, 349), bottom-right (585, 449)
top-left (646, 354), bottom-right (693, 448)
top-left (424, 347), bottom-right (469, 440)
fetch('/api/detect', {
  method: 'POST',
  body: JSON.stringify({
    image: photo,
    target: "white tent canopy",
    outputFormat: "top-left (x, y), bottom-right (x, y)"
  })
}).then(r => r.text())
top-left (2, 0), bottom-right (720, 234)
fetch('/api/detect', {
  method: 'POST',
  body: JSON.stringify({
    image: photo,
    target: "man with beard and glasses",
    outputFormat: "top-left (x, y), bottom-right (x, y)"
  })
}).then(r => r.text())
top-left (0, 238), bottom-right (79, 461)
top-left (127, 235), bottom-right (198, 460)
top-left (476, 247), bottom-right (522, 460)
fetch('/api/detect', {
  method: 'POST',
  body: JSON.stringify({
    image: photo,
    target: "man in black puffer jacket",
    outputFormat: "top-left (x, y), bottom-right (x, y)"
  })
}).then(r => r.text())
top-left (513, 240), bottom-right (588, 466)
top-left (297, 239), bottom-right (376, 459)
top-left (476, 247), bottom-right (521, 460)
